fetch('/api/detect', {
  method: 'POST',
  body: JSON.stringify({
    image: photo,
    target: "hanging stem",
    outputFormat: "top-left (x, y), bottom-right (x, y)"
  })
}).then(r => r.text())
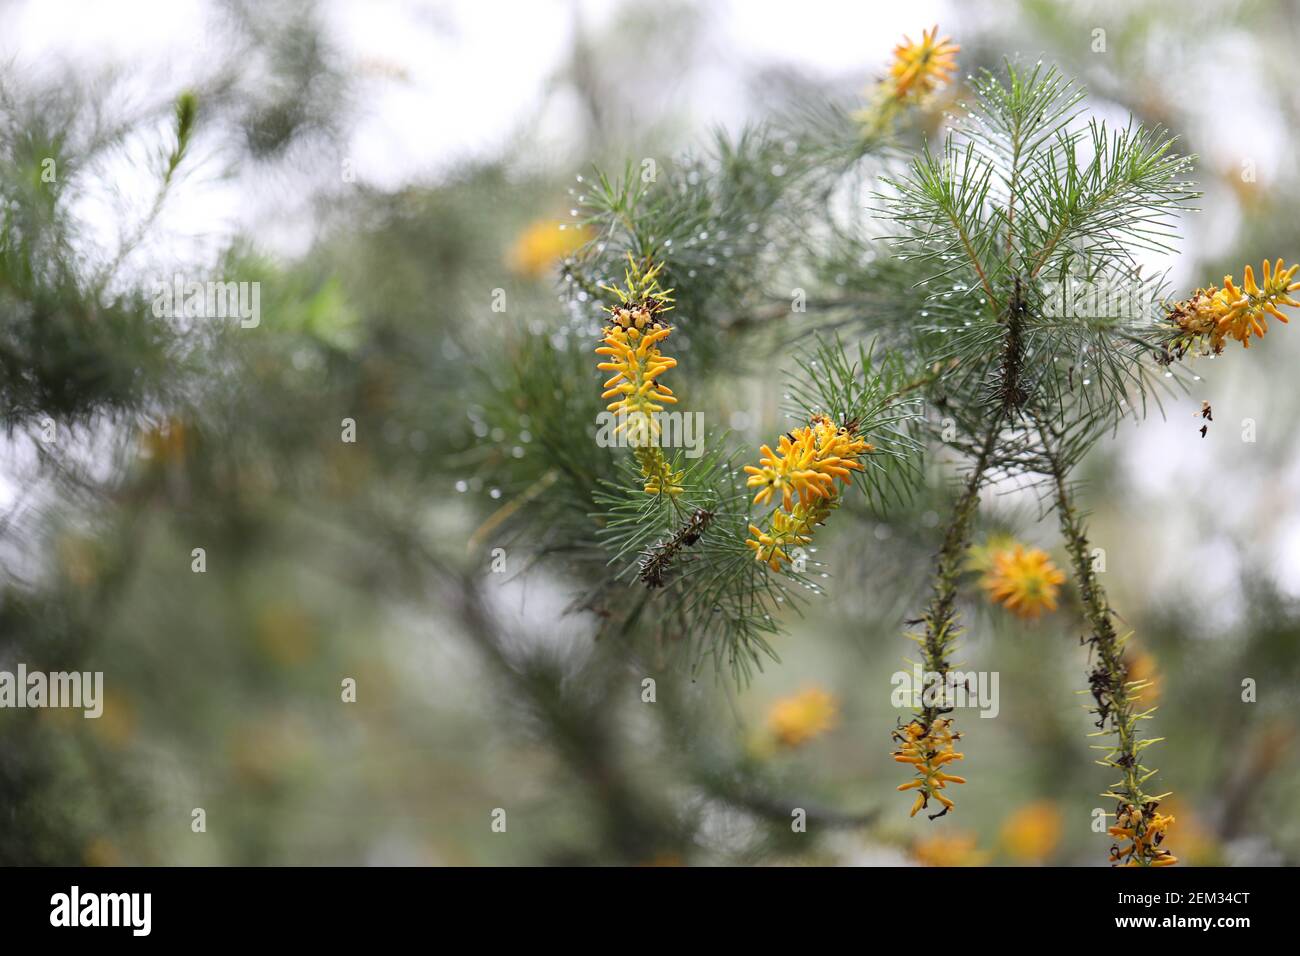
top-left (917, 418), bottom-right (1000, 723)
top-left (891, 416), bottom-right (1000, 820)
top-left (1043, 426), bottom-right (1174, 866)
top-left (893, 275), bottom-right (1028, 820)
top-left (1048, 451), bottom-right (1138, 792)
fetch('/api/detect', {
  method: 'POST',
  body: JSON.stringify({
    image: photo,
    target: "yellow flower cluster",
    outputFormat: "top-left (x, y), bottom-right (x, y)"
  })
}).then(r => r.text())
top-left (1168, 258), bottom-right (1300, 355)
top-left (597, 325), bottom-right (677, 429)
top-left (746, 417), bottom-right (870, 511)
top-left (746, 507), bottom-right (819, 573)
top-left (766, 686), bottom-right (840, 748)
top-left (888, 25), bottom-right (960, 102)
top-left (857, 25), bottom-right (960, 133)
top-left (892, 717), bottom-right (966, 818)
top-left (595, 256), bottom-right (682, 496)
top-left (744, 416), bottom-right (872, 571)
top-left (1109, 802), bottom-right (1177, 867)
top-left (977, 542), bottom-right (1066, 620)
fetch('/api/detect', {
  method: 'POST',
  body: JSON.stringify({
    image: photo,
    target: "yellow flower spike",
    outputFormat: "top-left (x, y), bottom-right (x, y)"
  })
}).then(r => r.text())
top-left (743, 416), bottom-right (871, 513)
top-left (892, 717), bottom-right (966, 819)
top-left (1166, 257), bottom-right (1300, 356)
top-left (597, 327), bottom-right (678, 406)
top-left (978, 541), bottom-right (1066, 620)
top-left (1108, 801), bottom-right (1178, 867)
top-left (743, 416), bottom-right (872, 572)
top-left (595, 255), bottom-right (683, 495)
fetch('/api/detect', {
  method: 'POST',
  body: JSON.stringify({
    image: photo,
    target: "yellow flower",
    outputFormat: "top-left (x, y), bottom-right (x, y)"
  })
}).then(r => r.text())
top-left (912, 831), bottom-right (987, 867)
top-left (744, 415), bottom-right (871, 512)
top-left (746, 504), bottom-right (820, 572)
top-left (1109, 802), bottom-right (1177, 867)
top-left (1000, 801), bottom-right (1063, 863)
top-left (596, 324), bottom-right (678, 426)
top-left (979, 542), bottom-right (1066, 620)
top-left (855, 26), bottom-right (959, 137)
top-left (746, 435), bottom-right (817, 512)
top-left (595, 256), bottom-right (681, 495)
top-left (893, 717), bottom-right (966, 818)
top-left (507, 219), bottom-right (588, 278)
top-left (888, 25), bottom-right (960, 102)
top-left (1167, 257), bottom-right (1300, 356)
top-left (767, 686), bottom-right (840, 747)
top-left (743, 416), bottom-right (872, 571)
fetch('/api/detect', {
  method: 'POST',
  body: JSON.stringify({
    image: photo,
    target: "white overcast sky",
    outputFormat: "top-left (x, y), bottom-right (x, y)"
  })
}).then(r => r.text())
top-left (2, 0), bottom-right (946, 255)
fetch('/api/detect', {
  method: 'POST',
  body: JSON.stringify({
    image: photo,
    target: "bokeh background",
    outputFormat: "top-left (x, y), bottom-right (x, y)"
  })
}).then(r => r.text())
top-left (1, 0), bottom-right (1297, 865)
